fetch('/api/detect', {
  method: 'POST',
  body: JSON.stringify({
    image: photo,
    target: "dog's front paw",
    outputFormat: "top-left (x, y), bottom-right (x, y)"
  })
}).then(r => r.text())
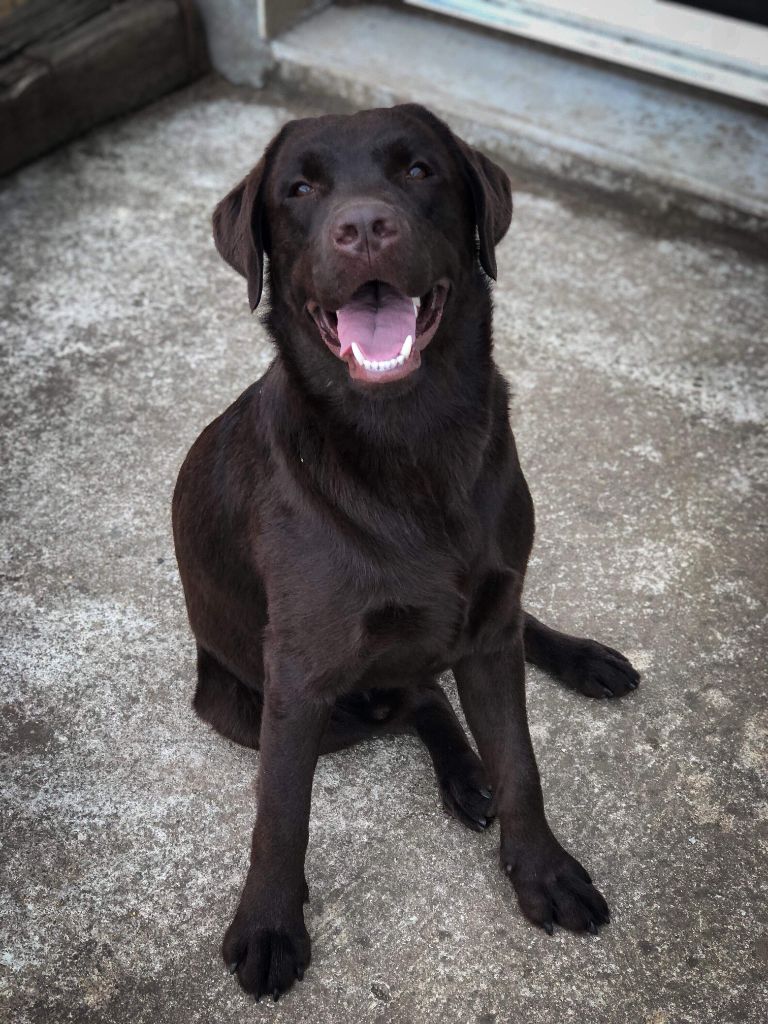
top-left (562, 639), bottom-right (640, 699)
top-left (503, 840), bottom-right (610, 935)
top-left (222, 887), bottom-right (310, 1001)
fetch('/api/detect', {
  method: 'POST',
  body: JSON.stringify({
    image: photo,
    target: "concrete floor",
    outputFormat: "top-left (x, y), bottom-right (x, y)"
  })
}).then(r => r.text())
top-left (1, 78), bottom-right (767, 1024)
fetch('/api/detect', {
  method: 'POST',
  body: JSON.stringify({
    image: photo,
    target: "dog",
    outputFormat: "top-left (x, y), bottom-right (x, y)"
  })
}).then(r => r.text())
top-left (172, 103), bottom-right (640, 1001)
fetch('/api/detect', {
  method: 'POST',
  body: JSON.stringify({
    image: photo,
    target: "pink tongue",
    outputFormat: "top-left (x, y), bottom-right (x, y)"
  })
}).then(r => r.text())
top-left (336, 282), bottom-right (416, 360)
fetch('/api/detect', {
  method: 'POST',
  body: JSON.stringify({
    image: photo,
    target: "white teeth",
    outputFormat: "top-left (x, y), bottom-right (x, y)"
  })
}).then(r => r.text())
top-left (350, 336), bottom-right (414, 374)
top-left (412, 297), bottom-right (421, 314)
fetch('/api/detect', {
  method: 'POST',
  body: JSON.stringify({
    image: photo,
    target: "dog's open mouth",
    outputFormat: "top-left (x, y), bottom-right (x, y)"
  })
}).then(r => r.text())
top-left (307, 279), bottom-right (449, 383)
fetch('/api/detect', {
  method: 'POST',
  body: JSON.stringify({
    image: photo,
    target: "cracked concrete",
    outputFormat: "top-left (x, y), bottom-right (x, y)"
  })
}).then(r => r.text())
top-left (1, 77), bottom-right (766, 1023)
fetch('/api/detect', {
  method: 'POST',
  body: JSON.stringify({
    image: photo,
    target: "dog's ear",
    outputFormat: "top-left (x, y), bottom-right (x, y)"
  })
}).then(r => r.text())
top-left (397, 104), bottom-right (512, 280)
top-left (452, 138), bottom-right (512, 280)
top-left (212, 157), bottom-right (267, 312)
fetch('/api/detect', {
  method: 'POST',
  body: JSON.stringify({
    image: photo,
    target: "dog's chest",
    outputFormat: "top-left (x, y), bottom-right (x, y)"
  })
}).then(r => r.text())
top-left (263, 445), bottom-right (527, 682)
top-left (360, 556), bottom-right (522, 675)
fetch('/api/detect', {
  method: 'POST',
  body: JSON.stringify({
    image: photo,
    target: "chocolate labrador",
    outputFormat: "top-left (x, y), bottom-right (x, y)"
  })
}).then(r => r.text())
top-left (172, 103), bottom-right (639, 1001)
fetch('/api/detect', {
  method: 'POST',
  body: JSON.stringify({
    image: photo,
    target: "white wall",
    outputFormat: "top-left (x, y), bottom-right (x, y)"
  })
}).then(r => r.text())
top-left (195, 0), bottom-right (273, 87)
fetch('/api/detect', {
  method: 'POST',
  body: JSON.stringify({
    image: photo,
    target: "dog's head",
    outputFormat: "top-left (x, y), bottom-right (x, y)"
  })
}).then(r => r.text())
top-left (212, 104), bottom-right (511, 387)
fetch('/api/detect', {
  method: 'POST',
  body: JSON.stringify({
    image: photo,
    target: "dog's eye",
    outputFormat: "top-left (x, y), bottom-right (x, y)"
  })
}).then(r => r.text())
top-left (289, 181), bottom-right (314, 197)
top-left (407, 163), bottom-right (431, 181)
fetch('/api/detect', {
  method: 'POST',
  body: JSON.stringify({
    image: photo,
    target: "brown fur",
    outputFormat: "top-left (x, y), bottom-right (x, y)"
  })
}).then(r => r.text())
top-left (172, 104), bottom-right (639, 1001)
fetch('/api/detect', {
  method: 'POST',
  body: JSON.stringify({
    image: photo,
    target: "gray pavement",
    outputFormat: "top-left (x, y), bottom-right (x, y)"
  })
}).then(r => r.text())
top-left (1, 77), bottom-right (767, 1024)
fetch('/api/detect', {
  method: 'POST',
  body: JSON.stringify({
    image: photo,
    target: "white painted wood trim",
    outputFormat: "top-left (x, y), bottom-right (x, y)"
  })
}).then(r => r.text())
top-left (405, 0), bottom-right (768, 106)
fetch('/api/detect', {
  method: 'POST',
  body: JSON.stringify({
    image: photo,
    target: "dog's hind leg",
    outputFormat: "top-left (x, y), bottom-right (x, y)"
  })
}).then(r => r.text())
top-left (193, 646), bottom-right (386, 754)
top-left (194, 652), bottom-right (492, 829)
top-left (192, 648), bottom-right (416, 756)
top-left (409, 682), bottom-right (494, 832)
top-left (192, 648), bottom-right (412, 756)
top-left (523, 612), bottom-right (640, 699)
top-left (339, 683), bottom-right (493, 831)
top-left (193, 645), bottom-right (264, 749)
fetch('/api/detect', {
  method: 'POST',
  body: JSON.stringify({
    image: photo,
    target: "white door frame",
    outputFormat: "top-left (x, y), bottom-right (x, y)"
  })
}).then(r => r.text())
top-left (405, 0), bottom-right (768, 105)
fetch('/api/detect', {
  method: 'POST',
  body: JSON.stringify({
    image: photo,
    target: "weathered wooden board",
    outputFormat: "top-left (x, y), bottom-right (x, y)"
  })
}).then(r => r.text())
top-left (0, 0), bottom-right (113, 62)
top-left (0, 0), bottom-right (208, 176)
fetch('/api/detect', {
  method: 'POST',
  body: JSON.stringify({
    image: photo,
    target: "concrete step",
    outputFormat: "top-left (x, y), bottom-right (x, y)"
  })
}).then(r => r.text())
top-left (271, 3), bottom-right (768, 242)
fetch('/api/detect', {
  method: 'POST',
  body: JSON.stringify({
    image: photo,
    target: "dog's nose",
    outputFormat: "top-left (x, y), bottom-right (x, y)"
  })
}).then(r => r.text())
top-left (331, 203), bottom-right (400, 256)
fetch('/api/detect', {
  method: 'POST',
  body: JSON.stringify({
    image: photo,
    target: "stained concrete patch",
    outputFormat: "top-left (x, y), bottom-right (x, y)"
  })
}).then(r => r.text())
top-left (1, 78), bottom-right (767, 1023)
